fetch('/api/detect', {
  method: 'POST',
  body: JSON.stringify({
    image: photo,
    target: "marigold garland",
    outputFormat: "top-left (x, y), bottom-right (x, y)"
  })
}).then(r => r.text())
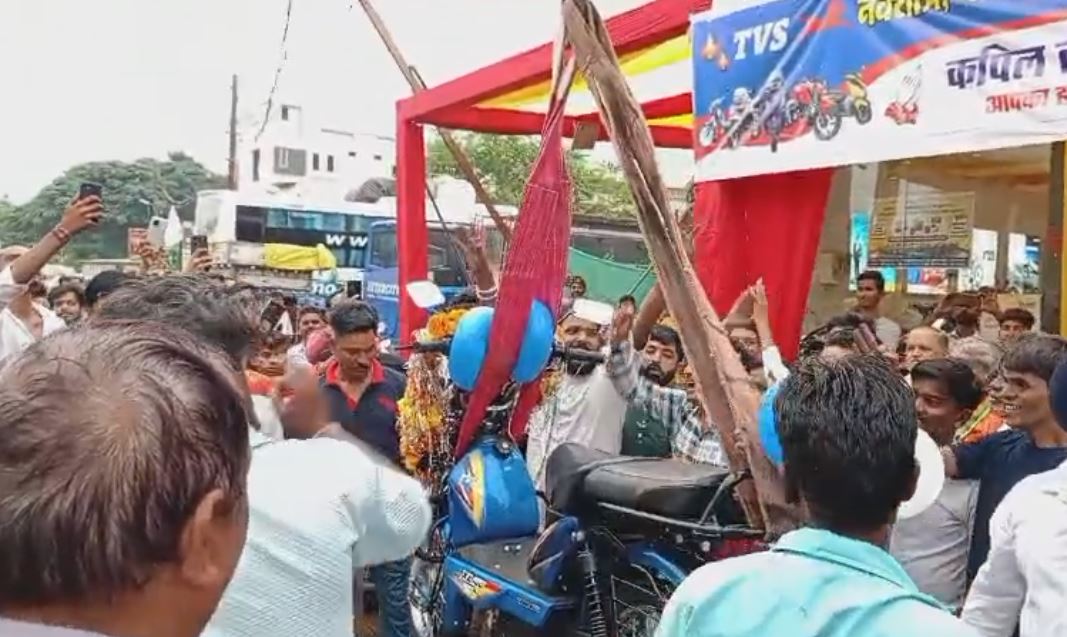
top-left (398, 352), bottom-right (454, 487)
top-left (426, 308), bottom-right (471, 340)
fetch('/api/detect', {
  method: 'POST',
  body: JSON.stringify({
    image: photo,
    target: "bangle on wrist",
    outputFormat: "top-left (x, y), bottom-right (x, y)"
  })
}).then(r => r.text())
top-left (50, 226), bottom-right (72, 244)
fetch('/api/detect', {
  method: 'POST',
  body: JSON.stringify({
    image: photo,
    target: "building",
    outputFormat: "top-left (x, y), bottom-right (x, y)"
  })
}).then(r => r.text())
top-left (244, 103), bottom-right (395, 200)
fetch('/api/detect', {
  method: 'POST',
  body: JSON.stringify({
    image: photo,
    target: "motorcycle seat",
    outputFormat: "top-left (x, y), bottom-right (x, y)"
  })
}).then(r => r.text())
top-left (545, 443), bottom-right (734, 522)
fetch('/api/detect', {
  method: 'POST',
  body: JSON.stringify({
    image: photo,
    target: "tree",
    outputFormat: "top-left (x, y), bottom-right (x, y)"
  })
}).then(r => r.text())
top-left (0, 153), bottom-right (226, 260)
top-left (427, 133), bottom-right (634, 218)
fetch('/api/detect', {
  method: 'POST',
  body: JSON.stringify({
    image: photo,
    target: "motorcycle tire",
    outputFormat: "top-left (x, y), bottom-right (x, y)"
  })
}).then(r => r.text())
top-left (855, 101), bottom-right (873, 125)
top-left (813, 111), bottom-right (842, 141)
top-left (698, 120), bottom-right (718, 148)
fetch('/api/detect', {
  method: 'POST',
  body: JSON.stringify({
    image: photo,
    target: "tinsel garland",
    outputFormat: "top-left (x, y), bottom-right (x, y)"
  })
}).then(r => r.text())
top-left (398, 353), bottom-right (455, 487)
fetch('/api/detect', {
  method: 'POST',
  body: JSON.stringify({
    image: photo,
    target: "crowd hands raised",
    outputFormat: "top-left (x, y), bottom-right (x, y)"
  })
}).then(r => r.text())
top-left (0, 189), bottom-right (1061, 637)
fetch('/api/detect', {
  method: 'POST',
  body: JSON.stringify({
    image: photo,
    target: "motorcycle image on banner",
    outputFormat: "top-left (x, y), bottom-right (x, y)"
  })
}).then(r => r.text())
top-left (691, 0), bottom-right (1067, 182)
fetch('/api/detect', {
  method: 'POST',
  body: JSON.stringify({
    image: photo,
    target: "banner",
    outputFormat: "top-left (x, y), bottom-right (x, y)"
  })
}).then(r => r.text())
top-left (691, 0), bottom-right (1067, 181)
top-left (868, 191), bottom-right (974, 267)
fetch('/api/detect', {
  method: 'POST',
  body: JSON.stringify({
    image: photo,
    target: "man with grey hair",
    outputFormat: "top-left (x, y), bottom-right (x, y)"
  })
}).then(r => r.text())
top-left (950, 337), bottom-right (1007, 444)
top-left (0, 322), bottom-right (252, 637)
top-left (950, 336), bottom-right (1003, 386)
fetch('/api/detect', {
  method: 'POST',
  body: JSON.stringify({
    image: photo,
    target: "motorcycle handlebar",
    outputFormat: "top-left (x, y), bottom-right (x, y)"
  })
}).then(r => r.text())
top-left (405, 339), bottom-right (606, 365)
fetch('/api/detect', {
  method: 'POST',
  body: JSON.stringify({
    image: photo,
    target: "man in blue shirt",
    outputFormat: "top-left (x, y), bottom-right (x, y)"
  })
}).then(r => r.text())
top-left (943, 334), bottom-right (1067, 583)
top-left (656, 355), bottom-right (976, 637)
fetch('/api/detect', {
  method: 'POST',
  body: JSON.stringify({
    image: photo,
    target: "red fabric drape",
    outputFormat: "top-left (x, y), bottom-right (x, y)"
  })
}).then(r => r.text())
top-left (693, 169), bottom-right (834, 360)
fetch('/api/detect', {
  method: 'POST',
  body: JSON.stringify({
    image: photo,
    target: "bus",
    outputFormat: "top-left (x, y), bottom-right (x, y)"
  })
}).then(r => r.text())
top-left (194, 190), bottom-right (494, 336)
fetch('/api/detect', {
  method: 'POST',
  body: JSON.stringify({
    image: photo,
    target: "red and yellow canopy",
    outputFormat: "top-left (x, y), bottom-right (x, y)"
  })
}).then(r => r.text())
top-left (397, 0), bottom-right (709, 149)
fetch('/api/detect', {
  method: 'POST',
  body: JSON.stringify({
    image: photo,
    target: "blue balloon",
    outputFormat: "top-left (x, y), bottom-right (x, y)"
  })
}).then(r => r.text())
top-left (513, 300), bottom-right (555, 383)
top-left (448, 306), bottom-right (494, 390)
top-left (758, 382), bottom-right (784, 466)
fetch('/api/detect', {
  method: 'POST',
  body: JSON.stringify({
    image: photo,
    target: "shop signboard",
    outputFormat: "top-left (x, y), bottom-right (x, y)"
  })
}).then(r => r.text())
top-left (867, 192), bottom-right (974, 268)
top-left (692, 0), bottom-right (1067, 182)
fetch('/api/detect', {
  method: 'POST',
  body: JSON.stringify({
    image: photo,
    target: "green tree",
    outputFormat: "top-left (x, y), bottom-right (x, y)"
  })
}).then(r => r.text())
top-left (428, 133), bottom-right (634, 218)
top-left (0, 152), bottom-right (226, 260)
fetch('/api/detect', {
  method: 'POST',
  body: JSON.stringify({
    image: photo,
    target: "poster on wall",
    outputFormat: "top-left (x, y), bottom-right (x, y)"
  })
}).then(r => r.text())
top-left (849, 211), bottom-right (897, 291)
top-left (966, 228), bottom-right (999, 291)
top-left (691, 0), bottom-right (1067, 182)
top-left (868, 192), bottom-right (975, 268)
top-left (1007, 233), bottom-right (1041, 292)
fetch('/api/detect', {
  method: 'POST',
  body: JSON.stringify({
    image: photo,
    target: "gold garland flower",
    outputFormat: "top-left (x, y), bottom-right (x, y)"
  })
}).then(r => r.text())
top-left (426, 307), bottom-right (471, 340)
top-left (398, 350), bottom-right (454, 485)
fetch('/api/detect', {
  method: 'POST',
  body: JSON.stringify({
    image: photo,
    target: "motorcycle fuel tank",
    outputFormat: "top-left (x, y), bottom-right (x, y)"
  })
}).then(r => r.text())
top-left (447, 437), bottom-right (541, 547)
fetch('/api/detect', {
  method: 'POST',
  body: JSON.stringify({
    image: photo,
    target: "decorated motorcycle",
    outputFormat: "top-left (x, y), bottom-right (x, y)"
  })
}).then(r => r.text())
top-left (400, 288), bottom-right (762, 637)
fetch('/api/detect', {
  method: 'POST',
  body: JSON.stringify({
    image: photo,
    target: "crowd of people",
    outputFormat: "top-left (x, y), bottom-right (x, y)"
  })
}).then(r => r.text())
top-left (0, 194), bottom-right (1062, 637)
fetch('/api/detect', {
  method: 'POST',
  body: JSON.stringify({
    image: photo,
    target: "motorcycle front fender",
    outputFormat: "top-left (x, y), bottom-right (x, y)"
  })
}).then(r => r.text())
top-left (623, 542), bottom-right (688, 587)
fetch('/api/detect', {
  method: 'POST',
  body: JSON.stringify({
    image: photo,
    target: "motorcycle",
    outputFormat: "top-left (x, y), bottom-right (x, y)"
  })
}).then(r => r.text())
top-left (406, 339), bottom-right (762, 637)
top-left (697, 98), bottom-right (727, 148)
top-left (790, 78), bottom-right (842, 141)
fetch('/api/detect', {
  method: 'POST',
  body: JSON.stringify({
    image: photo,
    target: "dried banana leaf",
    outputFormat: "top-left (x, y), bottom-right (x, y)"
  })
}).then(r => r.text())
top-left (562, 0), bottom-right (801, 535)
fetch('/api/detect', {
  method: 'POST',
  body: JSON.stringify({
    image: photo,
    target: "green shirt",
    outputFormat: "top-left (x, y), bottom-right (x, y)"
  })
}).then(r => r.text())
top-left (620, 404), bottom-right (671, 458)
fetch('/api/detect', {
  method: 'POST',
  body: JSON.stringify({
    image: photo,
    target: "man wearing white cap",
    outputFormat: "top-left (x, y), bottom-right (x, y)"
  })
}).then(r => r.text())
top-left (526, 300), bottom-right (627, 491)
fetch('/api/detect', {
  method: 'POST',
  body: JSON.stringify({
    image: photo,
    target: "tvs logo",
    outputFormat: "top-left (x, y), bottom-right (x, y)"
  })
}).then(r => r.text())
top-left (732, 17), bottom-right (790, 60)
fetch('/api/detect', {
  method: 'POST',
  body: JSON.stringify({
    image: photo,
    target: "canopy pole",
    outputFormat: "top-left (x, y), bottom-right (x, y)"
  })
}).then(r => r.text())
top-left (356, 0), bottom-right (512, 243)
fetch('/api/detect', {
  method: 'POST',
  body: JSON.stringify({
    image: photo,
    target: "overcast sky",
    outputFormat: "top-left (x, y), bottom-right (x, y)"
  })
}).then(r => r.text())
top-left (1, 0), bottom-right (693, 203)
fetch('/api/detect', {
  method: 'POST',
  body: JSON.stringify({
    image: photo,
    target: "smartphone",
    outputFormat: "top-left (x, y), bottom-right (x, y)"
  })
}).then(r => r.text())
top-left (190, 234), bottom-right (209, 254)
top-left (78, 182), bottom-right (102, 201)
top-left (146, 216), bottom-right (166, 247)
top-left (260, 300), bottom-right (287, 332)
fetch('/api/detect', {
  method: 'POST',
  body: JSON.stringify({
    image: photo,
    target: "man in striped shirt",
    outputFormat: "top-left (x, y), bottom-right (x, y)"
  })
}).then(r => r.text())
top-left (606, 311), bottom-right (726, 467)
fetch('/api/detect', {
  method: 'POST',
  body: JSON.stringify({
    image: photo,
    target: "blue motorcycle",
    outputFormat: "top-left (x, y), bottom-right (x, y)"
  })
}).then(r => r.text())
top-left (407, 341), bottom-right (762, 637)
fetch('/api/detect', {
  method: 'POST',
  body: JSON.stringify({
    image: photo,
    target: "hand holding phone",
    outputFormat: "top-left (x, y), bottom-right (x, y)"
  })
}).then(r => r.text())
top-left (78, 182), bottom-right (102, 202)
top-left (260, 300), bottom-right (287, 333)
top-left (190, 234), bottom-right (208, 254)
top-left (59, 184), bottom-right (105, 235)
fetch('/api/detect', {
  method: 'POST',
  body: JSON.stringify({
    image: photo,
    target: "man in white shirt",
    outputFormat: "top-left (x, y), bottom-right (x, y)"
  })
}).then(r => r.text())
top-left (856, 270), bottom-right (902, 350)
top-left (96, 276), bottom-right (431, 637)
top-left (0, 194), bottom-right (103, 363)
top-left (961, 358), bottom-right (1067, 637)
top-left (526, 307), bottom-right (627, 491)
top-left (0, 246), bottom-right (66, 358)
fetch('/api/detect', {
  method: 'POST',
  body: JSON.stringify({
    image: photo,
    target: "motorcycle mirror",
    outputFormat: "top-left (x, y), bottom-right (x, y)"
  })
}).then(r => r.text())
top-left (407, 280), bottom-right (446, 309)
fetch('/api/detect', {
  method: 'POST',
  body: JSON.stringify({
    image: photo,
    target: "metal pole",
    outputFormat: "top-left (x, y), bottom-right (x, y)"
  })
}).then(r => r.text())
top-left (228, 74), bottom-right (239, 190)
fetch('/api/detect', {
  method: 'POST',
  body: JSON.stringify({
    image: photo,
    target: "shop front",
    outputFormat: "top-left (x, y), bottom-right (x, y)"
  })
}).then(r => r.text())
top-left (691, 0), bottom-right (1067, 341)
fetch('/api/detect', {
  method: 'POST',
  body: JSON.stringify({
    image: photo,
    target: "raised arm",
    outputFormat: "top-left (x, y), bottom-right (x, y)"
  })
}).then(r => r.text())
top-left (606, 310), bottom-right (687, 428)
top-left (7, 196), bottom-right (103, 285)
top-left (752, 280), bottom-right (789, 385)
